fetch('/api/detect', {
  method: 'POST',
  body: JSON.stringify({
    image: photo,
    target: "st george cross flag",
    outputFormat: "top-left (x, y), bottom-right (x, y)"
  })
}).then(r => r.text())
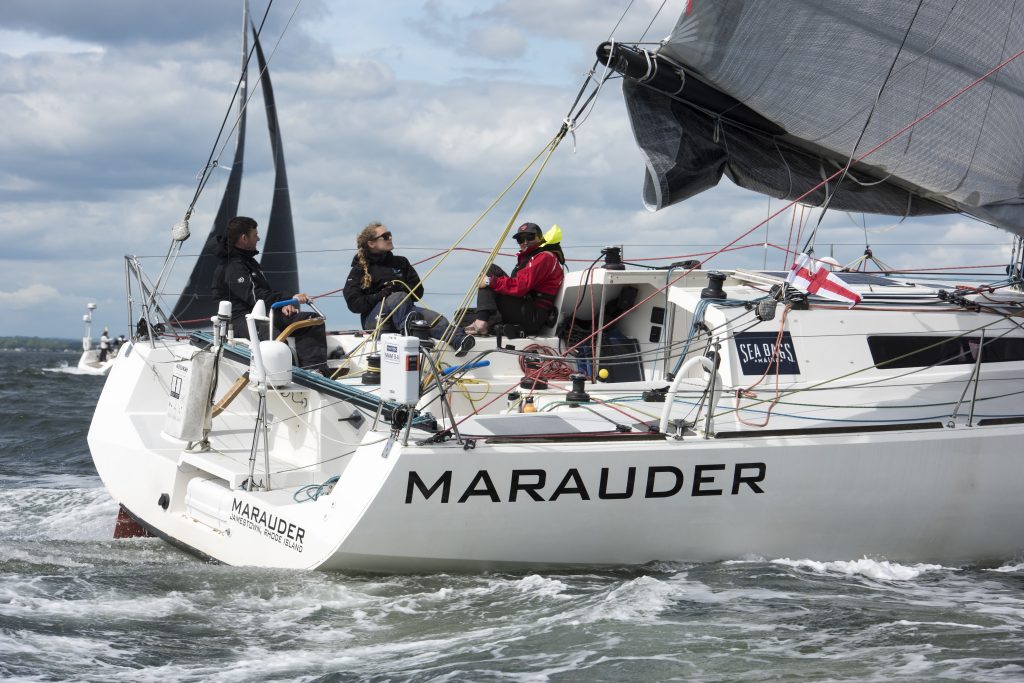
top-left (786, 253), bottom-right (862, 306)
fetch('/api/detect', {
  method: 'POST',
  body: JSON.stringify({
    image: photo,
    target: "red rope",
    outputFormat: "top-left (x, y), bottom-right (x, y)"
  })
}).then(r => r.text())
top-left (169, 316), bottom-right (211, 326)
top-left (560, 46), bottom-right (1024, 361)
top-left (519, 344), bottom-right (575, 385)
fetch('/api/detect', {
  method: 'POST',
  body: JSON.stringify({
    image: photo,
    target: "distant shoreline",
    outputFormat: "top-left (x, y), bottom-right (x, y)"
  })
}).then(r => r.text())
top-left (0, 337), bottom-right (80, 352)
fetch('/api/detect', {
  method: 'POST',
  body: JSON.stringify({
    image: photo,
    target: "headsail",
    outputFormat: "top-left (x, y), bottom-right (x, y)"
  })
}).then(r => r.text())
top-left (170, 20), bottom-right (298, 328)
top-left (600, 0), bottom-right (1024, 235)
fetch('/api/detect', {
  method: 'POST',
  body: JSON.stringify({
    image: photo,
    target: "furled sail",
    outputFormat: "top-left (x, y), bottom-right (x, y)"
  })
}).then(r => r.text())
top-left (170, 22), bottom-right (297, 328)
top-left (600, 0), bottom-right (1024, 235)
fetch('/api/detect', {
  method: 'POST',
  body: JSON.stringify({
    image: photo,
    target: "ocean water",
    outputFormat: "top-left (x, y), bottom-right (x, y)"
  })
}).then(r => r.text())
top-left (2, 351), bottom-right (1023, 682)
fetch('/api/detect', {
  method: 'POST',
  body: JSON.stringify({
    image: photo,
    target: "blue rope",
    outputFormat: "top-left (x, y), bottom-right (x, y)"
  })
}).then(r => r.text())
top-left (293, 475), bottom-right (340, 503)
top-left (669, 298), bottom-right (752, 376)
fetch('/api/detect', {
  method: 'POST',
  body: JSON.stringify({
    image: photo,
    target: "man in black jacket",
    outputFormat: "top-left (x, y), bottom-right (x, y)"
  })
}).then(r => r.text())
top-left (213, 216), bottom-right (328, 374)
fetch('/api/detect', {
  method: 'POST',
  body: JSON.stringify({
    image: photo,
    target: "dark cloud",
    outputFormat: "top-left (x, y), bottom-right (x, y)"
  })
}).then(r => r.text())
top-left (0, 1), bottom-right (330, 49)
top-left (1, 1), bottom-right (238, 45)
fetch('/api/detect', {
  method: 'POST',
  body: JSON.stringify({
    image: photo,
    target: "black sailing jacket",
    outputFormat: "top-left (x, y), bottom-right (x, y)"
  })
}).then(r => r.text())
top-left (212, 236), bottom-right (294, 324)
top-left (342, 251), bottom-right (423, 317)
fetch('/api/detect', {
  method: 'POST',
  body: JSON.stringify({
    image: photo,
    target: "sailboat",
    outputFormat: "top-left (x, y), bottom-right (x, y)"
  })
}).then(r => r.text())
top-left (89, 1), bottom-right (1024, 571)
top-left (77, 303), bottom-right (116, 374)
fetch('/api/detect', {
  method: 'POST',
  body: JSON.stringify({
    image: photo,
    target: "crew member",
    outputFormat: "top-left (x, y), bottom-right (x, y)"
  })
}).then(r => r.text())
top-left (213, 216), bottom-right (329, 374)
top-left (343, 221), bottom-right (474, 356)
top-left (465, 222), bottom-right (564, 336)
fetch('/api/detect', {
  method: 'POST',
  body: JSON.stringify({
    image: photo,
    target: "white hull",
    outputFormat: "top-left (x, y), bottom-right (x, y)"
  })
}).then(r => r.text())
top-left (89, 266), bottom-right (1024, 571)
top-left (77, 349), bottom-right (115, 375)
top-left (327, 431), bottom-right (1023, 571)
top-left (85, 3), bottom-right (1024, 573)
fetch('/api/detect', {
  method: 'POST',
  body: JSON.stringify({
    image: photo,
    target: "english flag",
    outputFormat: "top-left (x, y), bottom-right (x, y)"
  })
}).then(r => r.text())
top-left (786, 253), bottom-right (862, 306)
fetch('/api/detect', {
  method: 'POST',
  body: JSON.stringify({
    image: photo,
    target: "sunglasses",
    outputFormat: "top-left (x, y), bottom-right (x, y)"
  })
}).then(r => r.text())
top-left (370, 232), bottom-right (393, 242)
top-left (514, 233), bottom-right (538, 243)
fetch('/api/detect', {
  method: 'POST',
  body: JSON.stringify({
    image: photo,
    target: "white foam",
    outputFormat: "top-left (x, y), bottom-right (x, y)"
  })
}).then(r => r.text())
top-left (42, 363), bottom-right (107, 376)
top-left (513, 573), bottom-right (569, 598)
top-left (1, 585), bottom-right (198, 622)
top-left (0, 631), bottom-right (127, 677)
top-left (772, 557), bottom-right (946, 581)
top-left (986, 561), bottom-right (1024, 573)
top-left (580, 575), bottom-right (687, 623)
top-left (0, 485), bottom-right (116, 541)
top-left (891, 619), bottom-right (988, 630)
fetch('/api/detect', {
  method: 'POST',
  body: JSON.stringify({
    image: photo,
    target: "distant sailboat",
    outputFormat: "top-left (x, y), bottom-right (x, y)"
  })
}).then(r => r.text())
top-left (77, 302), bottom-right (115, 374)
top-left (169, 8), bottom-right (298, 329)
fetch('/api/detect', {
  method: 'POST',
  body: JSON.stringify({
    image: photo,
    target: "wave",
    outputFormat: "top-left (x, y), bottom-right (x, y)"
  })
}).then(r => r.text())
top-left (0, 480), bottom-right (115, 542)
top-left (770, 557), bottom-right (947, 581)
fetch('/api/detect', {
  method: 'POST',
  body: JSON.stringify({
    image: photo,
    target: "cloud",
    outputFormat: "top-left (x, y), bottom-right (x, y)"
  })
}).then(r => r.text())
top-left (0, 0), bottom-right (251, 45)
top-left (0, 283), bottom-right (61, 309)
top-left (479, 0), bottom-right (680, 43)
top-left (0, 1), bottom-right (1011, 338)
top-left (466, 24), bottom-right (528, 61)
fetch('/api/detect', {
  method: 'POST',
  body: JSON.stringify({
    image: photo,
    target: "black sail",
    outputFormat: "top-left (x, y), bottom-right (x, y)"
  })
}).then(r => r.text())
top-left (169, 69), bottom-right (247, 328)
top-left (602, 0), bottom-right (1024, 236)
top-left (170, 23), bottom-right (298, 328)
top-left (252, 23), bottom-right (299, 298)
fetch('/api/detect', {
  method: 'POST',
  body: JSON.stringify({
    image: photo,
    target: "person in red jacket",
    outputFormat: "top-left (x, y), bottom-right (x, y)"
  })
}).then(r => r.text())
top-left (465, 222), bottom-right (564, 336)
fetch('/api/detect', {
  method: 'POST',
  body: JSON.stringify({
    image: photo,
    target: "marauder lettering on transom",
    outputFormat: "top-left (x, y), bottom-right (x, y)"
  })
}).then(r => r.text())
top-left (405, 463), bottom-right (767, 503)
top-left (229, 498), bottom-right (306, 552)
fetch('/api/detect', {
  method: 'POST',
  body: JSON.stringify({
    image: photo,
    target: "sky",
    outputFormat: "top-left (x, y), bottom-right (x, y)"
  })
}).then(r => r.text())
top-left (0, 0), bottom-right (1014, 339)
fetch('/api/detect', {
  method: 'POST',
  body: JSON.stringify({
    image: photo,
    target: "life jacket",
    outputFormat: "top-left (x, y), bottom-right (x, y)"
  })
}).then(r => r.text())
top-left (510, 244), bottom-right (565, 308)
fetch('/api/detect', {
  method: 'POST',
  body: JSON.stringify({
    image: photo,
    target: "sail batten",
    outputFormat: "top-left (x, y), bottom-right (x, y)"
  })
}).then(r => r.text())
top-left (608, 0), bottom-right (1024, 235)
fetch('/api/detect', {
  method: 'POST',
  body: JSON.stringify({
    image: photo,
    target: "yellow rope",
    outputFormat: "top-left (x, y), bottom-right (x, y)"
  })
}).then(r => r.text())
top-left (445, 128), bottom-right (569, 345)
top-left (365, 127), bottom-right (569, 349)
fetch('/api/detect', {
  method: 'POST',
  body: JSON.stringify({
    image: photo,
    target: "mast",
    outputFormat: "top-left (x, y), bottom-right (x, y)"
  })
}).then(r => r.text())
top-left (82, 302), bottom-right (97, 352)
top-left (252, 23), bottom-right (299, 298)
top-left (169, 1), bottom-right (250, 328)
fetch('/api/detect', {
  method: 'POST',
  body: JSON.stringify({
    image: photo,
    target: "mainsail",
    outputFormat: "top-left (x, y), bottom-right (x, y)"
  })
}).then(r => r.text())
top-left (170, 21), bottom-right (298, 328)
top-left (250, 23), bottom-right (298, 297)
top-left (600, 0), bottom-right (1024, 236)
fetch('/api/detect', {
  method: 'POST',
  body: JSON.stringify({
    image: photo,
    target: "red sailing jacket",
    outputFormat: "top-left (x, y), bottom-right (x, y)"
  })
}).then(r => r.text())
top-left (490, 246), bottom-right (564, 308)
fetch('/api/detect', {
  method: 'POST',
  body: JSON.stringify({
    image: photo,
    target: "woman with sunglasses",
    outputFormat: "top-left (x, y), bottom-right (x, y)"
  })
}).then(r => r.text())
top-left (465, 222), bottom-right (565, 336)
top-left (343, 221), bottom-right (474, 355)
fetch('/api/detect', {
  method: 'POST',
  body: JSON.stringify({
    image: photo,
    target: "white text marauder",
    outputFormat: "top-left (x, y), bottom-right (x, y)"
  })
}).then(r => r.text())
top-left (405, 463), bottom-right (767, 504)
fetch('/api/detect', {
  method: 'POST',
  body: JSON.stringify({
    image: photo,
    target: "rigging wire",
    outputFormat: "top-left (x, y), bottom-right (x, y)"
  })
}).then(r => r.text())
top-left (143, 1), bottom-right (302, 319)
top-left (206, 0), bottom-right (306, 186)
top-left (637, 0), bottom-right (671, 43)
top-left (684, 37), bottom-right (1024, 288)
top-left (715, 312), bottom-right (1022, 422)
top-left (184, 0), bottom-right (277, 223)
top-left (606, 0), bottom-right (636, 41)
top-left (802, 0), bottom-right (926, 255)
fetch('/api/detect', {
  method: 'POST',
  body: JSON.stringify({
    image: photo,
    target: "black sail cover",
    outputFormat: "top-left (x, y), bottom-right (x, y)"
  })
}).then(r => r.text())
top-left (612, 0), bottom-right (1024, 235)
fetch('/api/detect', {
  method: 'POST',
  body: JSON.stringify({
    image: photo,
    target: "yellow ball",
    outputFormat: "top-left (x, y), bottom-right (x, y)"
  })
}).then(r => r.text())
top-left (597, 368), bottom-right (609, 380)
